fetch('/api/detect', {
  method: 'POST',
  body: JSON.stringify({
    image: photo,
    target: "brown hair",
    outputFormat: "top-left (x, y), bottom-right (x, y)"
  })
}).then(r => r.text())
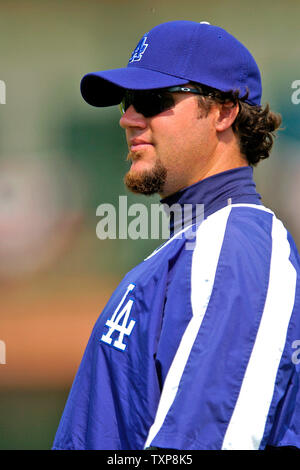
top-left (192, 83), bottom-right (282, 166)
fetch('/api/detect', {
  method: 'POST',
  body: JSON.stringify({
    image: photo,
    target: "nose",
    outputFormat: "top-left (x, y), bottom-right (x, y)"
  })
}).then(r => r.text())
top-left (119, 105), bottom-right (148, 130)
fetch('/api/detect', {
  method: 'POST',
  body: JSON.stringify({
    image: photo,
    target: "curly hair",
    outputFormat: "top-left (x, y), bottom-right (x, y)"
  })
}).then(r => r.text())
top-left (192, 83), bottom-right (282, 166)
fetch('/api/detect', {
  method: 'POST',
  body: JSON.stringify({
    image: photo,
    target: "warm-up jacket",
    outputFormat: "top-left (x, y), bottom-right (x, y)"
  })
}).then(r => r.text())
top-left (53, 166), bottom-right (300, 450)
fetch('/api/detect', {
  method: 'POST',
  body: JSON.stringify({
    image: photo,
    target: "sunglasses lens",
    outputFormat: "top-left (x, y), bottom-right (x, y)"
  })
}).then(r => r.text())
top-left (120, 92), bottom-right (132, 114)
top-left (120, 91), bottom-right (175, 117)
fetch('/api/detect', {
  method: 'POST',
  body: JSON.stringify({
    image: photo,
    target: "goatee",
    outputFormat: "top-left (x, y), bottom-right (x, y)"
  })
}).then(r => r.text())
top-left (124, 154), bottom-right (167, 195)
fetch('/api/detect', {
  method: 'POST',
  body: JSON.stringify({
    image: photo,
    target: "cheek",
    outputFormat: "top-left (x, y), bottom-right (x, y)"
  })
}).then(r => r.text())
top-left (152, 111), bottom-right (215, 162)
top-left (154, 119), bottom-right (186, 150)
top-left (156, 134), bottom-right (185, 168)
top-left (189, 117), bottom-right (216, 153)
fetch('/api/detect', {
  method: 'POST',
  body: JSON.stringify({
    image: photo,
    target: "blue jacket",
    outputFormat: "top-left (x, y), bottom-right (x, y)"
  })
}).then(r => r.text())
top-left (53, 166), bottom-right (300, 450)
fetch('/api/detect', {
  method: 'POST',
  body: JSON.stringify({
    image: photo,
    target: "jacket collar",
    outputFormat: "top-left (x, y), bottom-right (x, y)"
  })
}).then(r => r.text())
top-left (160, 166), bottom-right (262, 236)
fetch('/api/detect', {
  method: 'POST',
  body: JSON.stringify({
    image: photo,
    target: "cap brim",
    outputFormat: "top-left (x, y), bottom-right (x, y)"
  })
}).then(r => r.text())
top-left (80, 67), bottom-right (188, 107)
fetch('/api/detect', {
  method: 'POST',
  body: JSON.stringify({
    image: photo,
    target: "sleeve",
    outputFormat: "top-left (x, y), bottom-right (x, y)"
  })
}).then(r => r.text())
top-left (144, 206), bottom-right (300, 450)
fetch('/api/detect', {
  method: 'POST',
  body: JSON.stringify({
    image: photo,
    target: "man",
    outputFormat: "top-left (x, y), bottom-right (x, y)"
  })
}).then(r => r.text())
top-left (53, 21), bottom-right (300, 450)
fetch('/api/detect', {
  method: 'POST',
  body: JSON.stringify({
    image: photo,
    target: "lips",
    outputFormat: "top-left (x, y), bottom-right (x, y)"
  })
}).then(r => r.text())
top-left (129, 138), bottom-right (152, 152)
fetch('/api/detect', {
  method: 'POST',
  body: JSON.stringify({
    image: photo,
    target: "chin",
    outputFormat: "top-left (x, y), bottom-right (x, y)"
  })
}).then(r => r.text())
top-left (124, 159), bottom-right (167, 196)
top-left (129, 159), bottom-right (155, 174)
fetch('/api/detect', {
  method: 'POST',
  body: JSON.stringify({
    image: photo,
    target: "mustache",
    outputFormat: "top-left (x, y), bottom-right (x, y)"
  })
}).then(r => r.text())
top-left (126, 151), bottom-right (141, 162)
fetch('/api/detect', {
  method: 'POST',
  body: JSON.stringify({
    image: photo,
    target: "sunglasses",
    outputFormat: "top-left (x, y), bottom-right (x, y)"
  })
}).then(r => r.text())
top-left (119, 86), bottom-right (206, 118)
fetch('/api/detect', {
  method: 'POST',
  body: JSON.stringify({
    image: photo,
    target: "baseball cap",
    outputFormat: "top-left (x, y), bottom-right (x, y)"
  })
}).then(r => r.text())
top-left (80, 20), bottom-right (262, 107)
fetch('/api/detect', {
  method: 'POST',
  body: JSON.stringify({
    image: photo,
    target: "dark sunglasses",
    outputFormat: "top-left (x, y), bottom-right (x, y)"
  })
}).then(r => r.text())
top-left (119, 86), bottom-right (206, 118)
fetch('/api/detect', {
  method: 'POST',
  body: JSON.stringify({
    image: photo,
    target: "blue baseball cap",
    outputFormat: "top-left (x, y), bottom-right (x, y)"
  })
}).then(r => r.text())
top-left (81, 20), bottom-right (262, 107)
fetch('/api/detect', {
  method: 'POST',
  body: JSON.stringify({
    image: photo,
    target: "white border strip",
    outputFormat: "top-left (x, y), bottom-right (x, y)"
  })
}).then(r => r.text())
top-left (144, 205), bottom-right (232, 448)
top-left (222, 215), bottom-right (297, 450)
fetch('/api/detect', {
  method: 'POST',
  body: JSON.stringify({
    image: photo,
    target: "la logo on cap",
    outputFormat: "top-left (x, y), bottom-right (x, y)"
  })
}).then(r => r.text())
top-left (128, 33), bottom-right (149, 63)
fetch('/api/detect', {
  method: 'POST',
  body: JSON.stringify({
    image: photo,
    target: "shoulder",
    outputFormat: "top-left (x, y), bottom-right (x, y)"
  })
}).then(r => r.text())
top-left (189, 204), bottom-right (289, 296)
top-left (206, 203), bottom-right (274, 236)
top-left (191, 203), bottom-right (300, 283)
top-left (193, 204), bottom-right (274, 259)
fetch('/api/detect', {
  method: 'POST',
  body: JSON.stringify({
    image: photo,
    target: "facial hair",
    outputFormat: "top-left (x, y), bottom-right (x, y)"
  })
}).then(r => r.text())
top-left (124, 152), bottom-right (167, 196)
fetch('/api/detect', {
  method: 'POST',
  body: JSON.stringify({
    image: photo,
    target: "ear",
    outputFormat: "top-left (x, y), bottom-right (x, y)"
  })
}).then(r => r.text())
top-left (215, 102), bottom-right (239, 132)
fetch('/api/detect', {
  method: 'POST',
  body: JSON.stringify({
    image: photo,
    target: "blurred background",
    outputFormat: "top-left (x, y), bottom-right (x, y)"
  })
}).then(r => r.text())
top-left (0, 0), bottom-right (299, 449)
